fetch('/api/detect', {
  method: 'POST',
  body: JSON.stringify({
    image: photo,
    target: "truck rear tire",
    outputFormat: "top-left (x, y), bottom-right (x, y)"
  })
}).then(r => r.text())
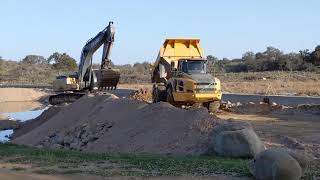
top-left (152, 86), bottom-right (166, 103)
top-left (166, 86), bottom-right (175, 105)
top-left (208, 101), bottom-right (220, 113)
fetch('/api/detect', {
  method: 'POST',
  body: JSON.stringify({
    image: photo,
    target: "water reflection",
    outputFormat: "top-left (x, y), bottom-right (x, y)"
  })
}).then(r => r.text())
top-left (5, 108), bottom-right (47, 122)
top-left (0, 107), bottom-right (47, 141)
top-left (0, 130), bottom-right (13, 142)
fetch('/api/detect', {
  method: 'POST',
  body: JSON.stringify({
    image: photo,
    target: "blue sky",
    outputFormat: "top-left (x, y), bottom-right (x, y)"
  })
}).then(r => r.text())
top-left (0, 0), bottom-right (319, 64)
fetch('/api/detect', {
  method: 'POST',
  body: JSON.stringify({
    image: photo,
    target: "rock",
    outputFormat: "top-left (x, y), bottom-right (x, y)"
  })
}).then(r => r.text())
top-left (281, 136), bottom-right (305, 150)
top-left (63, 135), bottom-right (73, 145)
top-left (70, 140), bottom-right (83, 150)
top-left (284, 149), bottom-right (309, 175)
top-left (51, 143), bottom-right (63, 149)
top-left (249, 149), bottom-right (302, 180)
top-left (210, 121), bottom-right (265, 158)
top-left (213, 120), bottom-right (252, 133)
top-left (291, 155), bottom-right (309, 175)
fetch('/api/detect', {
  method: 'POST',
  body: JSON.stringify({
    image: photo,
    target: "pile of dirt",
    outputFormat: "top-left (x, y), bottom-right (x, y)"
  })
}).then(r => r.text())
top-left (0, 120), bottom-right (20, 131)
top-left (13, 94), bottom-right (217, 155)
top-left (128, 88), bottom-right (152, 103)
top-left (0, 114), bottom-right (20, 131)
top-left (0, 88), bottom-right (47, 103)
top-left (11, 105), bottom-right (65, 140)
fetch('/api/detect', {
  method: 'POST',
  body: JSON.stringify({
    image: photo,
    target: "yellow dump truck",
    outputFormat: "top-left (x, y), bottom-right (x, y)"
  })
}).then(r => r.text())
top-left (151, 39), bottom-right (222, 112)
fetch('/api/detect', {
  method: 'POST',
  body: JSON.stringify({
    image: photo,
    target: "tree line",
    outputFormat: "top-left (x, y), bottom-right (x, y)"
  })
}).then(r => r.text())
top-left (0, 45), bottom-right (319, 85)
top-left (0, 52), bottom-right (77, 84)
top-left (207, 45), bottom-right (320, 73)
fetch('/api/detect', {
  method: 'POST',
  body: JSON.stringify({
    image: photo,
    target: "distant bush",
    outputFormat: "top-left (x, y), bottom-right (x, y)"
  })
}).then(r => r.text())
top-left (207, 45), bottom-right (320, 73)
top-left (1, 45), bottom-right (319, 85)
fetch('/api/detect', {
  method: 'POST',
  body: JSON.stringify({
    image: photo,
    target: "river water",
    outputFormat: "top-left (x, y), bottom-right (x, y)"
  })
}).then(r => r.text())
top-left (0, 103), bottom-right (47, 142)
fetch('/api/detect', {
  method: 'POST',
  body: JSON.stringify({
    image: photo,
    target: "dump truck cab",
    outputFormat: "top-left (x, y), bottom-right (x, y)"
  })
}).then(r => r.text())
top-left (151, 39), bottom-right (222, 113)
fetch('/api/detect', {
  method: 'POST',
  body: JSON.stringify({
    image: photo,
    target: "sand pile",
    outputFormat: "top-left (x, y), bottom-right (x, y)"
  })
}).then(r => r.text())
top-left (129, 88), bottom-right (152, 103)
top-left (13, 94), bottom-right (217, 155)
top-left (11, 105), bottom-right (64, 139)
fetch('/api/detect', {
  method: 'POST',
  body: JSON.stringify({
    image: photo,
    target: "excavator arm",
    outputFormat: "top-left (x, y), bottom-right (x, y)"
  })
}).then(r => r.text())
top-left (50, 21), bottom-right (120, 105)
top-left (78, 21), bottom-right (116, 89)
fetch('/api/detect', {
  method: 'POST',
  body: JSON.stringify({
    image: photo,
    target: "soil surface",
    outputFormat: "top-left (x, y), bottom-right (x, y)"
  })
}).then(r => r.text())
top-left (0, 88), bottom-right (47, 103)
top-left (0, 101), bottom-right (44, 113)
top-left (217, 104), bottom-right (320, 159)
top-left (13, 94), bottom-right (218, 155)
top-left (0, 166), bottom-right (250, 180)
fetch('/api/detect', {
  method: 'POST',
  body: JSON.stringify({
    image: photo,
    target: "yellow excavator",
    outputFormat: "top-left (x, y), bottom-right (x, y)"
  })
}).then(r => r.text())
top-left (151, 39), bottom-right (222, 113)
top-left (49, 22), bottom-right (120, 105)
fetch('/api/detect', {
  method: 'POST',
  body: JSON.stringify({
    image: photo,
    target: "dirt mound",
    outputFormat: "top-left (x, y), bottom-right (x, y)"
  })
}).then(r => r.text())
top-left (13, 94), bottom-right (217, 155)
top-left (0, 120), bottom-right (20, 131)
top-left (0, 88), bottom-right (48, 103)
top-left (11, 105), bottom-right (64, 140)
top-left (128, 88), bottom-right (152, 103)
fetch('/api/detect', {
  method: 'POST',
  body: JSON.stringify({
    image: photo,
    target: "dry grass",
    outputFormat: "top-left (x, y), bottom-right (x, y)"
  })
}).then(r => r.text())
top-left (119, 71), bottom-right (320, 96)
top-left (218, 71), bottom-right (320, 96)
top-left (222, 80), bottom-right (320, 96)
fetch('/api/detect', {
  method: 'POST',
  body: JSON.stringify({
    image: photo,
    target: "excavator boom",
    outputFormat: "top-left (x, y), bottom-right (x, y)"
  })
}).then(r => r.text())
top-left (78, 21), bottom-right (119, 90)
top-left (50, 21), bottom-right (120, 105)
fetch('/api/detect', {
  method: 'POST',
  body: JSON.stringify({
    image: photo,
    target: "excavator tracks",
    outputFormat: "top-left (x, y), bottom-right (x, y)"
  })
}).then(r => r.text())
top-left (49, 93), bottom-right (86, 105)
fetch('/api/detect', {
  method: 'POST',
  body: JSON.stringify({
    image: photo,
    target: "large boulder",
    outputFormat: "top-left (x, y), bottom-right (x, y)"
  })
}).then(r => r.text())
top-left (249, 149), bottom-right (304, 180)
top-left (283, 149), bottom-right (309, 175)
top-left (210, 121), bottom-right (265, 158)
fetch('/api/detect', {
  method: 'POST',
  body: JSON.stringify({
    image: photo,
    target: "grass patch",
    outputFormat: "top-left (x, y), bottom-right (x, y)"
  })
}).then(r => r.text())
top-left (11, 167), bottom-right (26, 171)
top-left (0, 143), bottom-right (250, 177)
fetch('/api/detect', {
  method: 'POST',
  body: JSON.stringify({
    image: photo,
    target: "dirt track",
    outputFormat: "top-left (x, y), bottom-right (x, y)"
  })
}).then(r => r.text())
top-left (217, 103), bottom-right (320, 161)
top-left (223, 93), bottom-right (320, 106)
top-left (0, 168), bottom-right (250, 180)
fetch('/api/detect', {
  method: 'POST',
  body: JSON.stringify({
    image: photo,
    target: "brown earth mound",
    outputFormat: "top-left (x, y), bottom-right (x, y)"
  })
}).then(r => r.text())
top-left (0, 120), bottom-right (20, 131)
top-left (11, 106), bottom-right (64, 140)
top-left (13, 94), bottom-right (217, 155)
top-left (128, 88), bottom-right (152, 103)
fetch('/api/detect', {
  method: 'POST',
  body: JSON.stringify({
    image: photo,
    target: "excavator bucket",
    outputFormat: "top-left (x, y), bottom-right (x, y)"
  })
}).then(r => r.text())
top-left (96, 68), bottom-right (120, 90)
